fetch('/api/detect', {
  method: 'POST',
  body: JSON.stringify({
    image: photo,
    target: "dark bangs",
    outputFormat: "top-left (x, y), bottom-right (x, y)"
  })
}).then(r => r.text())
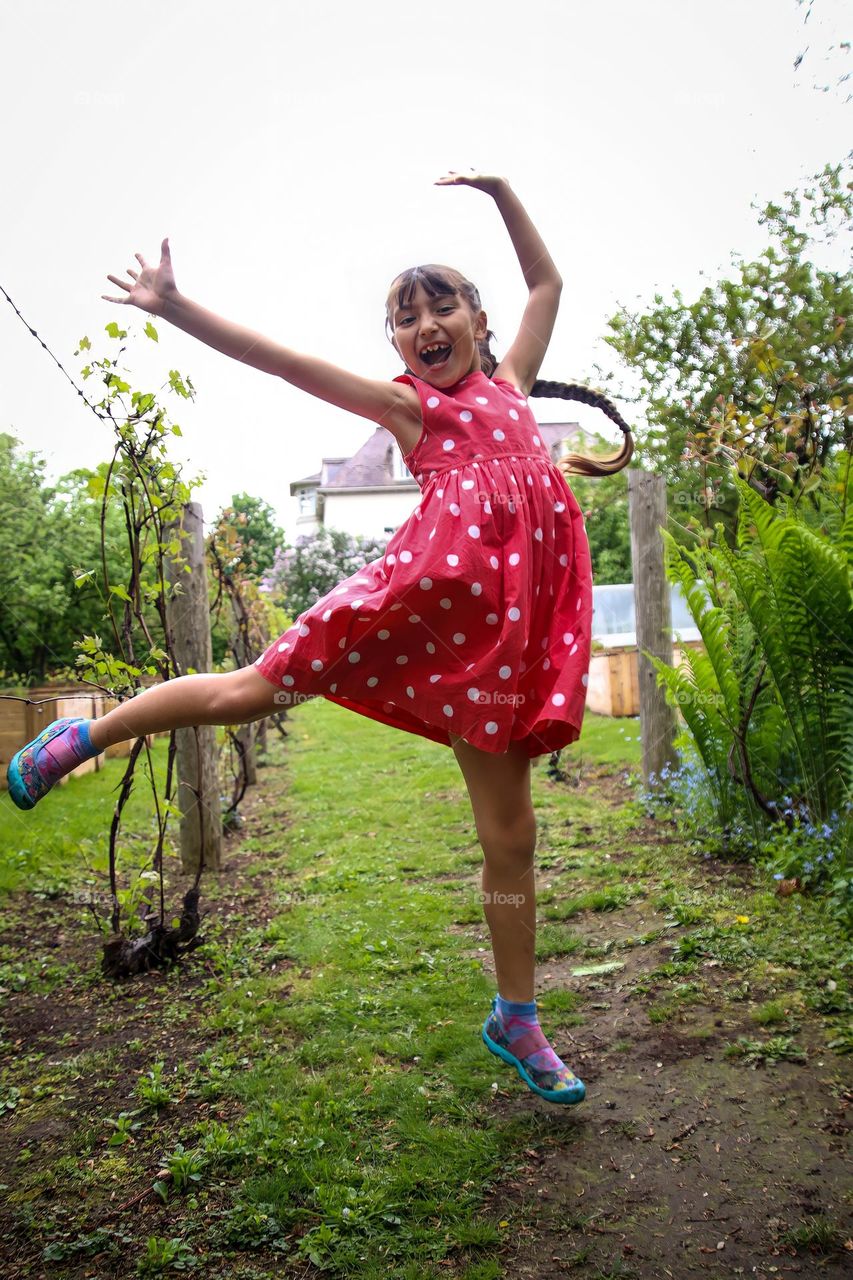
top-left (385, 264), bottom-right (475, 337)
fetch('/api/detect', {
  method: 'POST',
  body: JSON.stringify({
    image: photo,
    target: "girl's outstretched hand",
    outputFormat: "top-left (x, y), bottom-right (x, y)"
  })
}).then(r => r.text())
top-left (102, 238), bottom-right (178, 316)
top-left (435, 170), bottom-right (508, 196)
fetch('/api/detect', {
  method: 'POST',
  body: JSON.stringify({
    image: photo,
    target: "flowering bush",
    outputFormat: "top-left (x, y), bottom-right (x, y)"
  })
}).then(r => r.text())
top-left (263, 528), bottom-right (389, 619)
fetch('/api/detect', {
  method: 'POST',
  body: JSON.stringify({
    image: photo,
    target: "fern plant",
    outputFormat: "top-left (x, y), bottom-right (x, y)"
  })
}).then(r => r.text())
top-left (718, 474), bottom-right (852, 821)
top-left (649, 465), bottom-right (853, 836)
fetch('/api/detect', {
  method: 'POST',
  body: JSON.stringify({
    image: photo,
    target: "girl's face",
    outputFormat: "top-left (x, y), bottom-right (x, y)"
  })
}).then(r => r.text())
top-left (389, 281), bottom-right (487, 388)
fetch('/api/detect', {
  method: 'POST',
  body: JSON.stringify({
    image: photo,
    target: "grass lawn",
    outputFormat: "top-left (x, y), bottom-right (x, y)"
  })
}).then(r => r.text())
top-left (0, 703), bottom-right (849, 1279)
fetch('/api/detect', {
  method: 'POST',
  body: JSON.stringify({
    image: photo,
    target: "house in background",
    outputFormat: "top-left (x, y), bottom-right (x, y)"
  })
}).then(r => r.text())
top-left (290, 421), bottom-right (599, 541)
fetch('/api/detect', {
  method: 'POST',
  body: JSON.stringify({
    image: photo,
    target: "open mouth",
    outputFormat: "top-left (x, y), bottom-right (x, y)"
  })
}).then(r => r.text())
top-left (419, 343), bottom-right (452, 368)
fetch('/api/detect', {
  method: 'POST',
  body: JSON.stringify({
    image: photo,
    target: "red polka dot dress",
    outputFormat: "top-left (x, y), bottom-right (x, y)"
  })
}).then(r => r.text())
top-left (254, 371), bottom-right (593, 757)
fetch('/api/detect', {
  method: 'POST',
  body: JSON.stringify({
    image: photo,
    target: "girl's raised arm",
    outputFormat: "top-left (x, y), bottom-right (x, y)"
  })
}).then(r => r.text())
top-left (436, 172), bottom-right (563, 395)
top-left (104, 239), bottom-right (420, 433)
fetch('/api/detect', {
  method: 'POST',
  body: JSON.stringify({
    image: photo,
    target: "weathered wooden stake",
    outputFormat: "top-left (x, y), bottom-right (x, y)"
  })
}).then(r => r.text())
top-left (165, 502), bottom-right (222, 873)
top-left (627, 469), bottom-right (677, 788)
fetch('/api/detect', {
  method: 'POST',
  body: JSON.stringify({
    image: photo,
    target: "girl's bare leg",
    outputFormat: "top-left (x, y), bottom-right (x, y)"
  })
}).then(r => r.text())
top-left (449, 731), bottom-right (584, 1099)
top-left (88, 667), bottom-right (285, 751)
top-left (448, 732), bottom-right (537, 1001)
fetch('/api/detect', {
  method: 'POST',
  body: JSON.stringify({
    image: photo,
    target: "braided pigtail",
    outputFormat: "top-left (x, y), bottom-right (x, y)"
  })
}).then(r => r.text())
top-left (479, 321), bottom-right (632, 476)
top-left (530, 380), bottom-right (634, 477)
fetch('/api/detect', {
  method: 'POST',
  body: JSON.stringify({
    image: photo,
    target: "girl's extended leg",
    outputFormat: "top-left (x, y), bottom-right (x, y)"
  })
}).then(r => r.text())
top-left (449, 731), bottom-right (585, 1104)
top-left (7, 668), bottom-right (286, 811)
top-left (88, 667), bottom-right (282, 749)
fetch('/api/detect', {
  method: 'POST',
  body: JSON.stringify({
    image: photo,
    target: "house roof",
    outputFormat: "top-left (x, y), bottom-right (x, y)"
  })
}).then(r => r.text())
top-left (320, 429), bottom-right (414, 491)
top-left (290, 421), bottom-right (599, 494)
top-left (289, 456), bottom-right (349, 494)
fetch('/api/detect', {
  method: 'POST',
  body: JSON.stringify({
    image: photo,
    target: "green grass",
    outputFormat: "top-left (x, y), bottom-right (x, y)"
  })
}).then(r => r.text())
top-left (535, 923), bottom-right (585, 962)
top-left (558, 712), bottom-right (641, 769)
top-left (2, 699), bottom-right (849, 1276)
top-left (751, 999), bottom-right (789, 1026)
top-left (777, 1214), bottom-right (846, 1253)
top-left (0, 704), bottom-right (642, 1277)
top-left (541, 886), bottom-right (636, 919)
top-left (0, 735), bottom-right (174, 894)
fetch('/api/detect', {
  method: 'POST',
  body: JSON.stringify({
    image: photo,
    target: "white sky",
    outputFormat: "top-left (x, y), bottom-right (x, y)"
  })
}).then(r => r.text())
top-left (1, 0), bottom-right (849, 543)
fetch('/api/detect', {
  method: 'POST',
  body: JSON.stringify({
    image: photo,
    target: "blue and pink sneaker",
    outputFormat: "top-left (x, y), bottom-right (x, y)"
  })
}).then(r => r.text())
top-left (6, 717), bottom-right (98, 811)
top-left (482, 995), bottom-right (586, 1105)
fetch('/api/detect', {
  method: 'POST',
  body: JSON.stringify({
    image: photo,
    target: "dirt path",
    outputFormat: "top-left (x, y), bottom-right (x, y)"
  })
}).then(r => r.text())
top-left (464, 772), bottom-right (852, 1278)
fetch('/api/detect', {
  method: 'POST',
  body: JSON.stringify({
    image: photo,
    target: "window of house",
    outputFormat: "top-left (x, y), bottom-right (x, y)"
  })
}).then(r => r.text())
top-left (298, 488), bottom-right (316, 515)
top-left (391, 450), bottom-right (412, 482)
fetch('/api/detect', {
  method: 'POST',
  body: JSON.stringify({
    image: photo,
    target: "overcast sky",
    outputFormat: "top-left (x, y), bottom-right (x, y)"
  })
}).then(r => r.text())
top-left (1, 0), bottom-right (849, 542)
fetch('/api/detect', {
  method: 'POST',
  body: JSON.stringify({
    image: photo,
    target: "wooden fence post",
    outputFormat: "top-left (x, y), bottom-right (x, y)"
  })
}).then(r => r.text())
top-left (165, 502), bottom-right (223, 873)
top-left (627, 469), bottom-right (678, 788)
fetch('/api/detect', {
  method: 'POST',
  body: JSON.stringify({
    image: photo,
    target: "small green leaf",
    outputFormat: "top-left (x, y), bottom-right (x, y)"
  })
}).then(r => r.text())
top-left (144, 320), bottom-right (159, 342)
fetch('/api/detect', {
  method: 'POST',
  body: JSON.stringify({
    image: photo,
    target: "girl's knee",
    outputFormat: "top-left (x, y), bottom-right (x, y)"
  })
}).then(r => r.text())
top-left (480, 814), bottom-right (537, 866)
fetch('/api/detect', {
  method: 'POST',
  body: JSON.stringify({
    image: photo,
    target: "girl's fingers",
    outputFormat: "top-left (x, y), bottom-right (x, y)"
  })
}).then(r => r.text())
top-left (128, 268), bottom-right (139, 280)
top-left (101, 294), bottom-right (127, 304)
top-left (106, 274), bottom-right (132, 291)
top-left (161, 237), bottom-right (171, 256)
top-left (135, 252), bottom-right (148, 268)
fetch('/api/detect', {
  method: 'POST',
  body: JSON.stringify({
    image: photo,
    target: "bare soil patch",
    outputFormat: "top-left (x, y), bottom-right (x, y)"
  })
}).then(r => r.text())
top-left (466, 772), bottom-right (852, 1278)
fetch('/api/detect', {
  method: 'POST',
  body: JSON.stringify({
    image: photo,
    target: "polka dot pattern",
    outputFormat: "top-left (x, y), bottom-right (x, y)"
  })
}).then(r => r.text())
top-left (254, 371), bottom-right (592, 759)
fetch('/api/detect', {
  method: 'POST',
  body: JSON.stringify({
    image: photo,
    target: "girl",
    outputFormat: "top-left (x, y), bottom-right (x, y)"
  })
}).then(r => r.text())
top-left (8, 171), bottom-right (633, 1105)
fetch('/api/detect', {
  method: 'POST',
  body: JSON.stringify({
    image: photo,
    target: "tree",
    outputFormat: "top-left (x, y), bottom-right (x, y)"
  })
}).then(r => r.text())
top-left (0, 440), bottom-right (132, 681)
top-left (220, 492), bottom-right (286, 582)
top-left (54, 463), bottom-right (151, 669)
top-left (0, 433), bottom-right (63, 679)
top-left (794, 0), bottom-right (851, 103)
top-left (613, 159), bottom-right (853, 913)
top-left (602, 158), bottom-right (852, 539)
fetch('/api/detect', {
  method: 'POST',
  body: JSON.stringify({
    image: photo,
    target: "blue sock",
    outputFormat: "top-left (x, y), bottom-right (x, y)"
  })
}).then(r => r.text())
top-left (493, 994), bottom-right (579, 1082)
top-left (496, 995), bottom-right (537, 1019)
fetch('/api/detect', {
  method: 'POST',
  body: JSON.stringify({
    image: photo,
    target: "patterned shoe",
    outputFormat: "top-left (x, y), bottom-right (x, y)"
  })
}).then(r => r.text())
top-left (6, 717), bottom-right (91, 811)
top-left (482, 997), bottom-right (586, 1105)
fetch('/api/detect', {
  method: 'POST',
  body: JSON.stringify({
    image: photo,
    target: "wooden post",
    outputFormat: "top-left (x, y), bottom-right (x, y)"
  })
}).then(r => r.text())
top-left (627, 469), bottom-right (677, 788)
top-left (165, 502), bottom-right (222, 873)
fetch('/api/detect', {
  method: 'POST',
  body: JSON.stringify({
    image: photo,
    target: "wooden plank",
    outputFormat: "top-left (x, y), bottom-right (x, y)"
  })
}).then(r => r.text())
top-left (628, 469), bottom-right (678, 785)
